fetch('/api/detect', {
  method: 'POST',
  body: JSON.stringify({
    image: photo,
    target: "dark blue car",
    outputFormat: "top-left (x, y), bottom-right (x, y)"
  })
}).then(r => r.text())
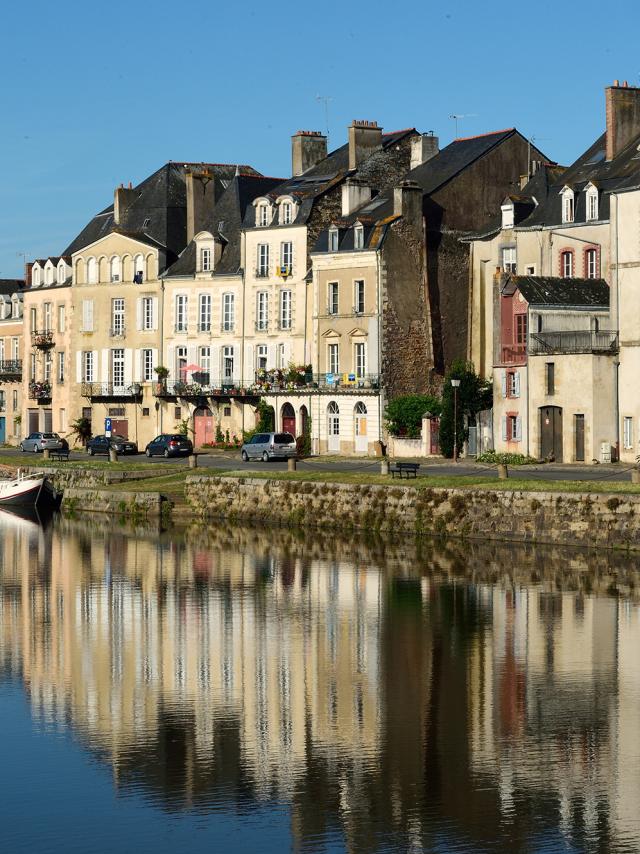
top-left (144, 434), bottom-right (193, 458)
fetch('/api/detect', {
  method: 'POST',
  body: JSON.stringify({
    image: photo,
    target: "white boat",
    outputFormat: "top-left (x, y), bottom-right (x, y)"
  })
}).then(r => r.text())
top-left (0, 470), bottom-right (58, 510)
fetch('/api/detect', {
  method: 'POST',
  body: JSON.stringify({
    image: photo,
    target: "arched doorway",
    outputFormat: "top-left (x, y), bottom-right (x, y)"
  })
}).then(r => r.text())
top-left (299, 405), bottom-right (309, 438)
top-left (354, 401), bottom-right (368, 453)
top-left (327, 401), bottom-right (340, 452)
top-left (282, 402), bottom-right (296, 436)
top-left (194, 406), bottom-right (214, 448)
top-left (539, 406), bottom-right (563, 462)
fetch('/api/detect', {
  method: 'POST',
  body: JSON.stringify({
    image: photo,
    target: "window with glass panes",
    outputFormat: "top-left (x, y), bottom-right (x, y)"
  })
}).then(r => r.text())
top-left (328, 343), bottom-right (339, 374)
top-left (111, 298), bottom-right (125, 335)
top-left (257, 244), bottom-right (269, 276)
top-left (256, 292), bottom-right (268, 330)
top-left (57, 351), bottom-right (65, 383)
top-left (561, 250), bottom-right (574, 278)
top-left (111, 349), bottom-right (125, 388)
top-left (585, 248), bottom-right (598, 278)
top-left (82, 351), bottom-right (94, 382)
top-left (201, 248), bottom-right (211, 272)
top-left (328, 282), bottom-right (339, 314)
top-left (199, 293), bottom-right (211, 331)
top-left (354, 280), bottom-right (365, 314)
top-left (11, 338), bottom-right (18, 360)
top-left (142, 349), bottom-right (154, 382)
top-left (44, 302), bottom-right (52, 331)
top-left (502, 247), bottom-right (517, 273)
top-left (280, 290), bottom-right (292, 329)
top-left (354, 342), bottom-right (366, 378)
top-left (222, 346), bottom-right (234, 382)
top-left (515, 314), bottom-right (528, 345)
top-left (175, 295), bottom-right (187, 331)
top-left (256, 345), bottom-right (268, 370)
top-left (199, 346), bottom-right (210, 383)
top-left (142, 296), bottom-right (154, 331)
top-left (222, 293), bottom-right (234, 331)
top-left (280, 242), bottom-right (292, 273)
top-left (43, 351), bottom-right (52, 382)
top-left (282, 202), bottom-right (292, 224)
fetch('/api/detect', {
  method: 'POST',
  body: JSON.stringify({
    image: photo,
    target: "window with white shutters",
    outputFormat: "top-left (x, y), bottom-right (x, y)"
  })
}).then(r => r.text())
top-left (222, 294), bottom-right (234, 331)
top-left (142, 349), bottom-right (154, 381)
top-left (175, 295), bottom-right (187, 332)
top-left (328, 343), bottom-right (339, 374)
top-left (280, 290), bottom-right (292, 329)
top-left (256, 293), bottom-right (268, 330)
top-left (82, 351), bottom-right (94, 382)
top-left (354, 342), bottom-right (366, 378)
top-left (111, 349), bottom-right (125, 389)
top-left (142, 297), bottom-right (154, 331)
top-left (82, 299), bottom-right (94, 332)
top-left (199, 294), bottom-right (212, 332)
top-left (111, 298), bottom-right (125, 336)
top-left (280, 242), bottom-right (293, 274)
top-left (257, 244), bottom-right (269, 277)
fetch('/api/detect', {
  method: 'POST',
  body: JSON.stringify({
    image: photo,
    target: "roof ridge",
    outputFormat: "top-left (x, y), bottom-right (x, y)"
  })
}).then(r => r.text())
top-left (454, 128), bottom-right (515, 142)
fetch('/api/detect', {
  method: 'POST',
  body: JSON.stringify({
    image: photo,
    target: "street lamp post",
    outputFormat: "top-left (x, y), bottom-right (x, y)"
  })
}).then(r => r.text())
top-left (451, 379), bottom-right (461, 463)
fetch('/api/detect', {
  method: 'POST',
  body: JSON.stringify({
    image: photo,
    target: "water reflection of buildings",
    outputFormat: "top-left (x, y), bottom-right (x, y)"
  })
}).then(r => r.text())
top-left (2, 517), bottom-right (640, 851)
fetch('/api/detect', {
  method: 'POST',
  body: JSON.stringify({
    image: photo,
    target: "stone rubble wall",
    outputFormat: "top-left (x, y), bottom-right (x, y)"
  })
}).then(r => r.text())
top-left (185, 475), bottom-right (640, 549)
top-left (61, 487), bottom-right (164, 518)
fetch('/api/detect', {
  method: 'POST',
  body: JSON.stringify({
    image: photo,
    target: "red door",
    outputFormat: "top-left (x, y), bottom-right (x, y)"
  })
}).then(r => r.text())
top-left (194, 413), bottom-right (214, 447)
top-left (112, 419), bottom-right (128, 439)
top-left (283, 416), bottom-right (296, 435)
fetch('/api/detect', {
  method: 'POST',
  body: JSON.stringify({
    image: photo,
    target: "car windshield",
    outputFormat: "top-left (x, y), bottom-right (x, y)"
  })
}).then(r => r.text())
top-left (42, 433), bottom-right (58, 439)
top-left (168, 435), bottom-right (186, 441)
top-left (111, 434), bottom-right (126, 441)
top-left (275, 433), bottom-right (295, 443)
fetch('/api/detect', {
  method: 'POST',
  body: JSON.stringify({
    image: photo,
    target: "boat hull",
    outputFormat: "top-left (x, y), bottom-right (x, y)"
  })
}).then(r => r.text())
top-left (0, 476), bottom-right (58, 510)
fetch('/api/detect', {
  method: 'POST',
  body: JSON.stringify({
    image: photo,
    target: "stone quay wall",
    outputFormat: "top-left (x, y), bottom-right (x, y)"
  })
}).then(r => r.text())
top-left (61, 487), bottom-right (165, 519)
top-left (185, 475), bottom-right (640, 550)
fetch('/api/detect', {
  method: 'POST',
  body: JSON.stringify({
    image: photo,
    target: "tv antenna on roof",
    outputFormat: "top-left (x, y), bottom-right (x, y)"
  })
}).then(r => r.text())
top-left (449, 113), bottom-right (477, 137)
top-left (316, 94), bottom-right (333, 145)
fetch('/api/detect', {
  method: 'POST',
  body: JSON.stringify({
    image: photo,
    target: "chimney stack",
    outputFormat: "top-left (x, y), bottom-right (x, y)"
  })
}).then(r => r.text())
top-left (606, 81), bottom-right (640, 161)
top-left (114, 184), bottom-right (138, 226)
top-left (393, 180), bottom-right (422, 233)
top-left (348, 120), bottom-right (382, 170)
top-left (291, 131), bottom-right (327, 177)
top-left (410, 133), bottom-right (439, 170)
top-left (186, 169), bottom-right (216, 243)
top-left (341, 177), bottom-right (372, 216)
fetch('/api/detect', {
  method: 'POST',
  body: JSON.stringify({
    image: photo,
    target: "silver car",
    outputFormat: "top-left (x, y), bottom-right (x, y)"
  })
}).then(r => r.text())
top-left (20, 432), bottom-right (64, 453)
top-left (241, 432), bottom-right (297, 462)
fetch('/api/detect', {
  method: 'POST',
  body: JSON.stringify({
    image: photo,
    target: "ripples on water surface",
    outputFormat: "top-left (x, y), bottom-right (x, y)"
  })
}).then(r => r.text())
top-left (2, 511), bottom-right (640, 852)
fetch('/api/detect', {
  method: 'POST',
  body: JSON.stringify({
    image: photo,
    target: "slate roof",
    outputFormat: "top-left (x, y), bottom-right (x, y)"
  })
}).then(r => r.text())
top-left (165, 174), bottom-right (284, 277)
top-left (243, 129), bottom-right (417, 228)
top-left (0, 279), bottom-right (24, 296)
top-left (504, 275), bottom-right (610, 307)
top-left (62, 162), bottom-right (261, 271)
top-left (313, 129), bottom-right (540, 253)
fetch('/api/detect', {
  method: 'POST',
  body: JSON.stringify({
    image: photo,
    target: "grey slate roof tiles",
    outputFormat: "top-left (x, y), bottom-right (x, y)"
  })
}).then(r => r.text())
top-left (504, 275), bottom-right (610, 307)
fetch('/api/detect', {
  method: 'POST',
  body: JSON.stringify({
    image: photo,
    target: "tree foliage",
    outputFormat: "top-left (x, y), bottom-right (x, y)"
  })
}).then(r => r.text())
top-left (439, 360), bottom-right (492, 458)
top-left (384, 394), bottom-right (441, 438)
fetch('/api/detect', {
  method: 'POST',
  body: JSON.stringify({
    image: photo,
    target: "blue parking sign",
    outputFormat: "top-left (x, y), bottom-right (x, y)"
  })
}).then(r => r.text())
top-left (105, 417), bottom-right (112, 437)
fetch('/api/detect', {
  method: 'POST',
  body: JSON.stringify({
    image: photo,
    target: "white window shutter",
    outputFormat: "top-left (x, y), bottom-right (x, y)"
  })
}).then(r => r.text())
top-left (76, 352), bottom-right (82, 383)
top-left (245, 345), bottom-right (254, 384)
top-left (211, 346), bottom-right (220, 384)
top-left (93, 350), bottom-right (100, 382)
top-left (133, 349), bottom-right (141, 382)
top-left (151, 349), bottom-right (159, 375)
top-left (152, 297), bottom-right (159, 331)
top-left (514, 371), bottom-right (520, 398)
top-left (502, 416), bottom-right (508, 442)
top-left (283, 341), bottom-right (292, 367)
top-left (124, 349), bottom-right (133, 384)
top-left (100, 349), bottom-right (108, 383)
top-left (501, 370), bottom-right (507, 398)
top-left (136, 299), bottom-right (142, 331)
top-left (515, 416), bottom-right (522, 441)
top-left (268, 344), bottom-right (277, 368)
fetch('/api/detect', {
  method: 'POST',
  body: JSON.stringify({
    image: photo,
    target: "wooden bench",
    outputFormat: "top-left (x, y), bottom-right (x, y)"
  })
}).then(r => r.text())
top-left (390, 462), bottom-right (420, 479)
top-left (49, 449), bottom-right (70, 462)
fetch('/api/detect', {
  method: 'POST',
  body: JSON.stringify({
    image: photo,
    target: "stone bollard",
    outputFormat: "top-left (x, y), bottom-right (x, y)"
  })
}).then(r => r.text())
top-left (43, 449), bottom-right (51, 460)
top-left (109, 448), bottom-right (118, 463)
top-left (632, 468), bottom-right (640, 485)
top-left (288, 457), bottom-right (297, 472)
top-left (381, 459), bottom-right (390, 476)
top-left (498, 463), bottom-right (509, 480)
top-left (188, 454), bottom-right (198, 469)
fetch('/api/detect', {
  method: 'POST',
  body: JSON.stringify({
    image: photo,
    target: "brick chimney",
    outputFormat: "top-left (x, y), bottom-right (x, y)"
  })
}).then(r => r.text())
top-left (606, 80), bottom-right (640, 161)
top-left (291, 131), bottom-right (327, 177)
top-left (393, 180), bottom-right (423, 234)
top-left (186, 169), bottom-right (216, 243)
top-left (341, 177), bottom-right (372, 216)
top-left (410, 133), bottom-right (439, 170)
top-left (25, 262), bottom-right (33, 287)
top-left (348, 120), bottom-right (382, 170)
top-left (113, 182), bottom-right (137, 226)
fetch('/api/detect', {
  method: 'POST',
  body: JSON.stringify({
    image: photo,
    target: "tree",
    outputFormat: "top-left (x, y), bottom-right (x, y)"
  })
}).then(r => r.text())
top-left (439, 360), bottom-right (492, 458)
top-left (384, 394), bottom-right (441, 438)
top-left (69, 417), bottom-right (92, 447)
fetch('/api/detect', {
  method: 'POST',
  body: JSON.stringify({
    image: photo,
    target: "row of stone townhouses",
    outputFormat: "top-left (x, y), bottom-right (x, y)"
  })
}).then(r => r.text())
top-left (468, 81), bottom-right (640, 465)
top-left (18, 119), bottom-right (544, 454)
top-left (0, 280), bottom-right (25, 443)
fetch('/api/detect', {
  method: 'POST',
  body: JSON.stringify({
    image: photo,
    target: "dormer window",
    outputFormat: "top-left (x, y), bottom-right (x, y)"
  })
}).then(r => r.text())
top-left (501, 202), bottom-right (514, 229)
top-left (561, 187), bottom-right (574, 224)
top-left (57, 263), bottom-right (66, 284)
top-left (45, 266), bottom-right (53, 286)
top-left (258, 204), bottom-right (270, 227)
top-left (110, 256), bottom-right (121, 283)
top-left (586, 185), bottom-right (598, 221)
top-left (329, 227), bottom-right (339, 252)
top-left (354, 224), bottom-right (364, 250)
top-left (33, 267), bottom-right (41, 287)
top-left (281, 202), bottom-right (292, 225)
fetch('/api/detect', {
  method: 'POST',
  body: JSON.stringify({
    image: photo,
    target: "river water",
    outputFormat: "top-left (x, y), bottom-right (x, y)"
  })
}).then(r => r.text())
top-left (1, 511), bottom-right (640, 853)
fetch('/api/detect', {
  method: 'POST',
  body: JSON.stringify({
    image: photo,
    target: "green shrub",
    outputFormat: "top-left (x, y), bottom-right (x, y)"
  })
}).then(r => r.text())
top-left (439, 360), bottom-right (492, 458)
top-left (476, 451), bottom-right (538, 466)
top-left (385, 394), bottom-right (441, 437)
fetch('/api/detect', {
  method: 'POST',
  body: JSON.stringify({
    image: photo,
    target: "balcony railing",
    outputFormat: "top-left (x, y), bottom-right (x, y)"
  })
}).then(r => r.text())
top-left (31, 330), bottom-right (54, 349)
top-left (529, 330), bottom-right (619, 355)
top-left (109, 326), bottom-right (126, 338)
top-left (153, 380), bottom-right (259, 399)
top-left (28, 382), bottom-right (52, 400)
top-left (0, 359), bottom-right (22, 379)
top-left (501, 344), bottom-right (526, 364)
top-left (255, 268), bottom-right (270, 278)
top-left (253, 370), bottom-right (379, 394)
top-left (81, 382), bottom-right (143, 399)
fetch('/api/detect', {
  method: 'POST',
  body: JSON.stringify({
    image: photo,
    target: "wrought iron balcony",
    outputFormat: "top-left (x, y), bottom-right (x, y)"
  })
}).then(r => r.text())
top-left (153, 380), bottom-right (258, 399)
top-left (81, 382), bottom-right (143, 400)
top-left (28, 381), bottom-right (52, 401)
top-left (255, 268), bottom-right (270, 278)
top-left (31, 330), bottom-right (54, 349)
top-left (252, 370), bottom-right (379, 394)
top-left (529, 330), bottom-right (619, 355)
top-left (0, 359), bottom-right (22, 380)
top-left (109, 326), bottom-right (126, 339)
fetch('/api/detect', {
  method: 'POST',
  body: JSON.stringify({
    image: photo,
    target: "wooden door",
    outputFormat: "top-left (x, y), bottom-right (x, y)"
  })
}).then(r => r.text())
top-left (540, 406), bottom-right (563, 462)
top-left (112, 419), bottom-right (128, 439)
top-left (194, 413), bottom-right (214, 447)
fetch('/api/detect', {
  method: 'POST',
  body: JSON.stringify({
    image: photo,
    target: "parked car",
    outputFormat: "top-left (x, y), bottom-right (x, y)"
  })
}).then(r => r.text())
top-left (20, 432), bottom-right (64, 453)
top-left (86, 434), bottom-right (138, 456)
top-left (145, 434), bottom-right (193, 458)
top-left (241, 432), bottom-right (297, 462)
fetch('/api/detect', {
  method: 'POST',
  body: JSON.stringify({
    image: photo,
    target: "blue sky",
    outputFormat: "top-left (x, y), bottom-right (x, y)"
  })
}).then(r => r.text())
top-left (1, 0), bottom-right (639, 278)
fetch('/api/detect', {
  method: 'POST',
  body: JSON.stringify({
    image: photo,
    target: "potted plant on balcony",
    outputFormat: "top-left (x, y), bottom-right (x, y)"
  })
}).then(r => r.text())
top-left (154, 365), bottom-right (169, 395)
